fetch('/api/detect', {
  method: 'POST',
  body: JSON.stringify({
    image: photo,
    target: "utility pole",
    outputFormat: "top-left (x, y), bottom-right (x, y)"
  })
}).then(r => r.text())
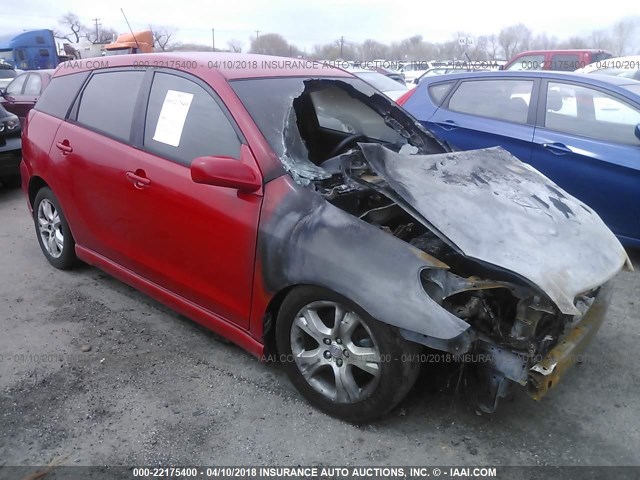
top-left (212, 28), bottom-right (215, 51)
top-left (92, 18), bottom-right (101, 43)
top-left (255, 30), bottom-right (260, 41)
top-left (339, 36), bottom-right (344, 58)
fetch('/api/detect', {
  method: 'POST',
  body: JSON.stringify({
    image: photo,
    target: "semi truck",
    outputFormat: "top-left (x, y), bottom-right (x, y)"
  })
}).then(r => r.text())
top-left (104, 30), bottom-right (154, 55)
top-left (0, 30), bottom-right (64, 70)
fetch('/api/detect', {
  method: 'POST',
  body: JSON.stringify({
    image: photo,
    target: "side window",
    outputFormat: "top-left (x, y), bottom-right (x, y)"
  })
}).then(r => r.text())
top-left (35, 72), bottom-right (89, 119)
top-left (545, 82), bottom-right (640, 145)
top-left (6, 74), bottom-right (26, 95)
top-left (448, 80), bottom-right (533, 124)
top-left (76, 71), bottom-right (145, 142)
top-left (550, 54), bottom-right (580, 71)
top-left (428, 82), bottom-right (455, 105)
top-left (143, 72), bottom-right (241, 166)
top-left (24, 74), bottom-right (42, 95)
top-left (506, 54), bottom-right (545, 71)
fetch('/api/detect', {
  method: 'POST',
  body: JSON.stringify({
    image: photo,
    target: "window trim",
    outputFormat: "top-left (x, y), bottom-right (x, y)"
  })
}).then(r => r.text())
top-left (139, 68), bottom-right (246, 167)
top-left (442, 77), bottom-right (540, 125)
top-left (536, 78), bottom-right (640, 143)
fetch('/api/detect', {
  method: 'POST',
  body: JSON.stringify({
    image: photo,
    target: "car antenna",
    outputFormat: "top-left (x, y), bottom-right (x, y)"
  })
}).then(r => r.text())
top-left (120, 8), bottom-right (141, 53)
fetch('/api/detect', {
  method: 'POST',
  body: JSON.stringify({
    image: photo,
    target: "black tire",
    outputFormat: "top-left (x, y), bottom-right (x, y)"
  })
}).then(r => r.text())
top-left (33, 187), bottom-right (77, 270)
top-left (276, 286), bottom-right (421, 422)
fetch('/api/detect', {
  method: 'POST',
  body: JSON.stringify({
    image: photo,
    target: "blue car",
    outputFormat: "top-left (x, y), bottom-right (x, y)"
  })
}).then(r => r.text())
top-left (399, 71), bottom-right (640, 247)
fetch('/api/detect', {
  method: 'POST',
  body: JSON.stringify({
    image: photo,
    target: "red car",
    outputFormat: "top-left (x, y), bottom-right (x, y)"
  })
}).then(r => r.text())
top-left (21, 54), bottom-right (629, 421)
top-left (503, 49), bottom-right (612, 71)
top-left (0, 69), bottom-right (54, 126)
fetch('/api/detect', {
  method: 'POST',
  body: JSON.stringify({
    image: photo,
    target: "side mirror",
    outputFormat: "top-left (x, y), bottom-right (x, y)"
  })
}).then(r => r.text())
top-left (635, 124), bottom-right (640, 142)
top-left (191, 154), bottom-right (261, 193)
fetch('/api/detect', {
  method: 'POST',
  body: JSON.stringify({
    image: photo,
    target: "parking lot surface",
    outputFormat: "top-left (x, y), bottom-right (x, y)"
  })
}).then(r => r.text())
top-left (0, 183), bottom-right (639, 467)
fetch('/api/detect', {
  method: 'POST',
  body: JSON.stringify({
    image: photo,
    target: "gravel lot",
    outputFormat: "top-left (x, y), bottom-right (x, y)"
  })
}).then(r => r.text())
top-left (0, 182), bottom-right (639, 471)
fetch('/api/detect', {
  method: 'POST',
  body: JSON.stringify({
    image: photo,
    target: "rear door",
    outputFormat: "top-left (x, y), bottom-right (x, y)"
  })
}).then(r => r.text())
top-left (531, 80), bottom-right (640, 243)
top-left (51, 68), bottom-right (261, 327)
top-left (428, 77), bottom-right (538, 162)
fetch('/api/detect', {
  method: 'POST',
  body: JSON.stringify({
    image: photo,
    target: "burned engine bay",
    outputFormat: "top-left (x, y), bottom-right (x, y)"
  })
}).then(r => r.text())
top-left (253, 78), bottom-right (627, 412)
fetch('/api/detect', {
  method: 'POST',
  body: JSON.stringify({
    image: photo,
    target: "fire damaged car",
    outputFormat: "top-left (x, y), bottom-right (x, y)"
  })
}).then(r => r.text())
top-left (22, 54), bottom-right (632, 422)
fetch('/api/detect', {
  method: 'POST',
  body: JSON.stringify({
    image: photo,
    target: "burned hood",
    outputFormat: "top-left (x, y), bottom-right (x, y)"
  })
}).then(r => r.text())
top-left (359, 143), bottom-right (629, 315)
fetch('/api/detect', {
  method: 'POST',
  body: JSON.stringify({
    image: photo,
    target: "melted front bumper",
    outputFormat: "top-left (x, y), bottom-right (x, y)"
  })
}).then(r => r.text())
top-left (528, 281), bottom-right (613, 400)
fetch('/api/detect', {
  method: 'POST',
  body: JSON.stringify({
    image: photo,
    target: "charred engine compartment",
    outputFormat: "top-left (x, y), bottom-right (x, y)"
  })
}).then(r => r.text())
top-left (319, 171), bottom-right (575, 412)
top-left (323, 182), bottom-right (566, 357)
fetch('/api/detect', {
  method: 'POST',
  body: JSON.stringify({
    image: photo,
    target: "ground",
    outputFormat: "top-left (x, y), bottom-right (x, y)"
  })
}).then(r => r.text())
top-left (0, 183), bottom-right (639, 471)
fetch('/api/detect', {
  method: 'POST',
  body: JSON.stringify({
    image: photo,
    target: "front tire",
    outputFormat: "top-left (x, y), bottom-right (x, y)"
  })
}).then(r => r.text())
top-left (276, 286), bottom-right (421, 422)
top-left (33, 187), bottom-right (77, 270)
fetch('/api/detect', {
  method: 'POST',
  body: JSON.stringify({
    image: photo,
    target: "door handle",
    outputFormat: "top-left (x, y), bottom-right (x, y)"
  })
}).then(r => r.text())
top-left (542, 143), bottom-right (572, 155)
top-left (125, 171), bottom-right (151, 189)
top-left (435, 120), bottom-right (458, 131)
top-left (55, 141), bottom-right (73, 154)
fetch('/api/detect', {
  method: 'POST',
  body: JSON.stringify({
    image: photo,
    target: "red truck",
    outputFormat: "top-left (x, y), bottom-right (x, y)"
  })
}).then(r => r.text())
top-left (503, 49), bottom-right (612, 71)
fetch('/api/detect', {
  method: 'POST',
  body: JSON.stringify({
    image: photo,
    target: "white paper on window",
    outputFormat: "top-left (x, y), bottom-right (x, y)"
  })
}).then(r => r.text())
top-left (152, 90), bottom-right (194, 147)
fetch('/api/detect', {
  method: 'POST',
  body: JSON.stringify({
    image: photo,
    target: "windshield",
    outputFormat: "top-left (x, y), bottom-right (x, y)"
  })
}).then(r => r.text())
top-left (354, 71), bottom-right (405, 92)
top-left (231, 77), bottom-right (405, 159)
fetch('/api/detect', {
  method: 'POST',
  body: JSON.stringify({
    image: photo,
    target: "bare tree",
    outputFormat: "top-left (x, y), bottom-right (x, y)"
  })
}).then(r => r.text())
top-left (530, 33), bottom-right (558, 51)
top-left (150, 25), bottom-right (177, 52)
top-left (85, 27), bottom-right (118, 45)
top-left (359, 39), bottom-right (388, 61)
top-left (55, 12), bottom-right (84, 43)
top-left (498, 23), bottom-right (532, 59)
top-left (610, 19), bottom-right (637, 56)
top-left (250, 33), bottom-right (291, 56)
top-left (589, 29), bottom-right (613, 52)
top-left (227, 39), bottom-right (243, 53)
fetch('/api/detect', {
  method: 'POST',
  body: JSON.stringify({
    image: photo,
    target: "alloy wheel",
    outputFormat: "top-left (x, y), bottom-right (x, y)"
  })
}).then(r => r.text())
top-left (290, 300), bottom-right (381, 404)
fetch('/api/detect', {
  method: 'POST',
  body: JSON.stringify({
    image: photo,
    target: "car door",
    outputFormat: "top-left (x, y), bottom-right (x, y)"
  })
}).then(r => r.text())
top-left (428, 78), bottom-right (538, 163)
top-left (53, 68), bottom-right (260, 327)
top-left (2, 73), bottom-right (27, 120)
top-left (126, 70), bottom-right (262, 327)
top-left (4, 73), bottom-right (42, 123)
top-left (531, 80), bottom-right (640, 244)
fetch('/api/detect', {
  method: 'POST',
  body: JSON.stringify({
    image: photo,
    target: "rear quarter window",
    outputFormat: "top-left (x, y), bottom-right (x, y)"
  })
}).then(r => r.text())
top-left (428, 82), bottom-right (455, 105)
top-left (35, 72), bottom-right (89, 120)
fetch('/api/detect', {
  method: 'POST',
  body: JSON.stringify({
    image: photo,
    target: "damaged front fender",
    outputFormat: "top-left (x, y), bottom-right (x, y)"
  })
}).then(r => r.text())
top-left (258, 175), bottom-right (476, 352)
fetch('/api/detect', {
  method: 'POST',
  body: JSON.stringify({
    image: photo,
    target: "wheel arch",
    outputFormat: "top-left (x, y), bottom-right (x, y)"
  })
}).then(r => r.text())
top-left (28, 176), bottom-right (49, 208)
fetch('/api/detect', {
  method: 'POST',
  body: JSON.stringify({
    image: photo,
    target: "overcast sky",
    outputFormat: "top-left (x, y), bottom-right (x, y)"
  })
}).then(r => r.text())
top-left (2, 0), bottom-right (637, 51)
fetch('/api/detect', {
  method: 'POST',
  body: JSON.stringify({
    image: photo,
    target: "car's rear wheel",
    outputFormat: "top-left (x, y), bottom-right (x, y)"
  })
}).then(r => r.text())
top-left (276, 286), bottom-right (421, 422)
top-left (33, 187), bottom-right (77, 270)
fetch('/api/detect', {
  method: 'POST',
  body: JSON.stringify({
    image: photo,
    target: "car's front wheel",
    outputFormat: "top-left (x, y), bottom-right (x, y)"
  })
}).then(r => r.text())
top-left (276, 286), bottom-right (421, 422)
top-left (33, 187), bottom-right (77, 270)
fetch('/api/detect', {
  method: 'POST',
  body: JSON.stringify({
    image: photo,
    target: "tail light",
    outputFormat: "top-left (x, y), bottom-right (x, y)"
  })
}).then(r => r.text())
top-left (396, 88), bottom-right (417, 106)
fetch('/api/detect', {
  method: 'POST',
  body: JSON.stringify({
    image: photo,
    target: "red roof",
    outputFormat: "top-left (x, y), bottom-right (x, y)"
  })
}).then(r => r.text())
top-left (54, 52), bottom-right (352, 80)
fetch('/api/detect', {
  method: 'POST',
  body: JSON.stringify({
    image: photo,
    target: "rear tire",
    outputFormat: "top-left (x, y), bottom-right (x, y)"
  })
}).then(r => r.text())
top-left (33, 187), bottom-right (77, 270)
top-left (276, 286), bottom-right (421, 422)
